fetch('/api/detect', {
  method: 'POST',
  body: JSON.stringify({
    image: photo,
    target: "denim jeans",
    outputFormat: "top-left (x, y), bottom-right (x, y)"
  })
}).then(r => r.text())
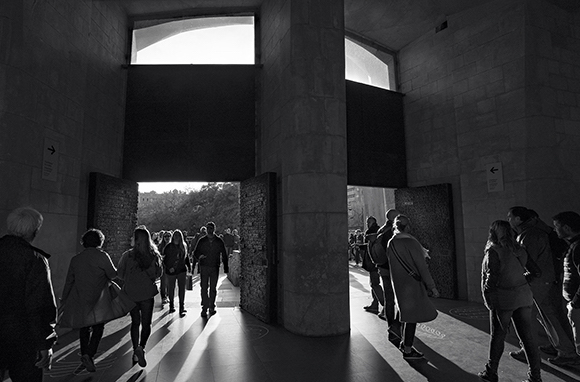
top-left (488, 305), bottom-right (540, 378)
top-left (378, 267), bottom-right (399, 330)
top-left (129, 298), bottom-right (154, 350)
top-left (79, 323), bottom-right (105, 357)
top-left (368, 269), bottom-right (384, 308)
top-left (567, 304), bottom-right (580, 356)
top-left (167, 272), bottom-right (186, 310)
top-left (200, 265), bottom-right (219, 311)
top-left (160, 273), bottom-right (168, 300)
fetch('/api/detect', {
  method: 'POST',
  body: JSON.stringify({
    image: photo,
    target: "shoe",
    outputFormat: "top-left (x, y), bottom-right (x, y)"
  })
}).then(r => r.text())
top-left (134, 346), bottom-right (147, 367)
top-left (539, 344), bottom-right (557, 356)
top-left (477, 366), bottom-right (498, 382)
top-left (169, 304), bottom-right (176, 313)
top-left (364, 305), bottom-right (379, 314)
top-left (81, 354), bottom-right (96, 372)
top-left (180, 308), bottom-right (187, 316)
top-left (162, 297), bottom-right (169, 304)
top-left (209, 309), bottom-right (216, 316)
top-left (201, 310), bottom-right (208, 318)
top-left (548, 355), bottom-right (580, 367)
top-left (402, 348), bottom-right (424, 360)
top-left (509, 348), bottom-right (527, 363)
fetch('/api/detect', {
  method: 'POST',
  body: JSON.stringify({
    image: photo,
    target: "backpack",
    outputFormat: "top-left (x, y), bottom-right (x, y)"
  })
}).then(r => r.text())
top-left (369, 232), bottom-right (389, 266)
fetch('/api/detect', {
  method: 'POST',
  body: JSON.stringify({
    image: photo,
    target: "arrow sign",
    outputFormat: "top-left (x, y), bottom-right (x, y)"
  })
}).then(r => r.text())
top-left (42, 138), bottom-right (59, 182)
top-left (486, 162), bottom-right (503, 192)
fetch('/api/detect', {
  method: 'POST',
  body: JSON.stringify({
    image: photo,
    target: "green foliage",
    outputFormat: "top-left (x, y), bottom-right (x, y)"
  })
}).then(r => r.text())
top-left (137, 182), bottom-right (240, 235)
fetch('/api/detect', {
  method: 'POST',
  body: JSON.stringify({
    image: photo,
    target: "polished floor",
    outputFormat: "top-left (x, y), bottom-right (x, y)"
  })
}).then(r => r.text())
top-left (14, 264), bottom-right (580, 382)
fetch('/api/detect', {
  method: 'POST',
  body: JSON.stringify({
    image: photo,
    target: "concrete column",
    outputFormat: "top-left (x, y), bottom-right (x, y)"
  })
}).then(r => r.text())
top-left (260, 0), bottom-right (349, 336)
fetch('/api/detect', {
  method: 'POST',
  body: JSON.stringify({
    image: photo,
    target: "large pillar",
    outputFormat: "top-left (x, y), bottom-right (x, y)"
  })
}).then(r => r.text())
top-left (260, 0), bottom-right (349, 336)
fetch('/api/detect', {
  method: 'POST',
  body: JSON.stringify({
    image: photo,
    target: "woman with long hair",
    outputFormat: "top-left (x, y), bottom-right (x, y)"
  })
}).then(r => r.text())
top-left (163, 229), bottom-right (191, 315)
top-left (479, 220), bottom-right (541, 382)
top-left (118, 227), bottom-right (162, 368)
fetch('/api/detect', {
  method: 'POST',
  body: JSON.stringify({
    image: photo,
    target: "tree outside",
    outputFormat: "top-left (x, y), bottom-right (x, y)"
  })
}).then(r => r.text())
top-left (137, 182), bottom-right (240, 235)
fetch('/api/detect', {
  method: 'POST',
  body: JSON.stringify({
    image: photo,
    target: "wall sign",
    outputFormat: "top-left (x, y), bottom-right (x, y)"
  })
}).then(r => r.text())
top-left (486, 162), bottom-right (504, 192)
top-left (42, 138), bottom-right (59, 182)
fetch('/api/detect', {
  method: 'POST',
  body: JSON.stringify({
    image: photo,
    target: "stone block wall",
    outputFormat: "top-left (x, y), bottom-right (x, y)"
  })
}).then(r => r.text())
top-left (399, 0), bottom-right (580, 301)
top-left (0, 0), bottom-right (129, 297)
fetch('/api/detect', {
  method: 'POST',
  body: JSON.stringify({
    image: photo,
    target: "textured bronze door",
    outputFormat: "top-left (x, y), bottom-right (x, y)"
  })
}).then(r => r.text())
top-left (87, 172), bottom-right (139, 265)
top-left (239, 172), bottom-right (278, 323)
top-left (395, 184), bottom-right (457, 299)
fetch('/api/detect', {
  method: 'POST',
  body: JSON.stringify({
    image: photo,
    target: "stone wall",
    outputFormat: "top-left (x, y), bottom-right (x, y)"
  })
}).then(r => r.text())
top-left (260, 0), bottom-right (350, 335)
top-left (399, 0), bottom-right (580, 301)
top-left (0, 0), bottom-right (129, 296)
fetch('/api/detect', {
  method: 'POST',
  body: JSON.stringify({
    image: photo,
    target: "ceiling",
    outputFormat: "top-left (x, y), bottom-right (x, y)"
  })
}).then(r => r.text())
top-left (114, 0), bottom-right (577, 51)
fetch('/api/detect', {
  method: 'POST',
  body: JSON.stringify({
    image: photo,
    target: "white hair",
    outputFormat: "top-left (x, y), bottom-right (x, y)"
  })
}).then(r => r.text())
top-left (7, 207), bottom-right (43, 240)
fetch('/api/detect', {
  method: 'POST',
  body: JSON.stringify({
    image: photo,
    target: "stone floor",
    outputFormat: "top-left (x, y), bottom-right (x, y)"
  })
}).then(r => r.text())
top-left (14, 264), bottom-right (580, 382)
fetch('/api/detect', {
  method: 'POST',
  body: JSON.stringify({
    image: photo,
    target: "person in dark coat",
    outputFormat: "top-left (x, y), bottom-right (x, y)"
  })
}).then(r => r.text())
top-left (479, 220), bottom-right (541, 382)
top-left (386, 214), bottom-right (439, 360)
top-left (118, 227), bottom-right (162, 368)
top-left (362, 216), bottom-right (384, 314)
top-left (193, 221), bottom-right (228, 317)
top-left (60, 229), bottom-right (117, 372)
top-left (162, 229), bottom-right (191, 315)
top-left (0, 207), bottom-right (57, 382)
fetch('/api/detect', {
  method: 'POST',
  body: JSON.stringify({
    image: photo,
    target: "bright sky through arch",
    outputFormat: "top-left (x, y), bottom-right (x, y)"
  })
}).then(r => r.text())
top-left (136, 25), bottom-right (255, 65)
top-left (138, 182), bottom-right (207, 193)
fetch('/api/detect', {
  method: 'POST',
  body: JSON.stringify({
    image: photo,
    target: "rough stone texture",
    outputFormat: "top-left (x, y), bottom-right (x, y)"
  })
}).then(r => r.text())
top-left (399, 0), bottom-right (580, 302)
top-left (260, 0), bottom-right (349, 335)
top-left (87, 173), bottom-right (138, 265)
top-left (239, 173), bottom-right (277, 324)
top-left (0, 0), bottom-right (128, 297)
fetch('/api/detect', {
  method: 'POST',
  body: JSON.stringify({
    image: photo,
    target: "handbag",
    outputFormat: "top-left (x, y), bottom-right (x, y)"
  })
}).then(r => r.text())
top-left (87, 281), bottom-right (136, 326)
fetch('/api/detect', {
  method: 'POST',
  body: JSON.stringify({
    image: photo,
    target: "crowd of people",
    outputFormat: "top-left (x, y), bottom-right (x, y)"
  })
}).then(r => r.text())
top-left (354, 206), bottom-right (580, 382)
top-left (0, 207), bottom-right (233, 381)
top-left (3, 204), bottom-right (580, 382)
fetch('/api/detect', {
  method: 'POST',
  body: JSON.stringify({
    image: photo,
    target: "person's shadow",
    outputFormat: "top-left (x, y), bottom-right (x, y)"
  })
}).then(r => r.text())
top-left (388, 336), bottom-right (481, 382)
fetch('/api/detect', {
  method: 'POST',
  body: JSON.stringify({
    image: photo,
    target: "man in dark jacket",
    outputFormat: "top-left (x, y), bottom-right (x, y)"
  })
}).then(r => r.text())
top-left (553, 211), bottom-right (580, 361)
top-left (376, 209), bottom-right (402, 341)
top-left (193, 221), bottom-right (228, 317)
top-left (508, 207), bottom-right (579, 366)
top-left (0, 207), bottom-right (57, 382)
top-left (362, 216), bottom-right (383, 315)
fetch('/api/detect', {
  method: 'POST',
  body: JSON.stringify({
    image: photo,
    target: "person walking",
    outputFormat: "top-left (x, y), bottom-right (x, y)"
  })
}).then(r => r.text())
top-left (479, 220), bottom-right (542, 382)
top-left (553, 211), bottom-right (580, 361)
top-left (376, 209), bottom-right (402, 340)
top-left (157, 231), bottom-right (172, 307)
top-left (193, 222), bottom-right (228, 317)
top-left (163, 229), bottom-right (191, 316)
top-left (0, 207), bottom-right (58, 382)
top-left (362, 216), bottom-right (384, 315)
top-left (59, 229), bottom-right (117, 372)
top-left (507, 206), bottom-right (579, 366)
top-left (118, 227), bottom-right (162, 368)
top-left (386, 214), bottom-right (440, 360)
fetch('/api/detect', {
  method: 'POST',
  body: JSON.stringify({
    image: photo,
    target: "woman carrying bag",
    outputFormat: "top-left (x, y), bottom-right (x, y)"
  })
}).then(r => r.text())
top-left (118, 227), bottom-right (162, 368)
top-left (479, 220), bottom-right (542, 382)
top-left (59, 229), bottom-right (122, 372)
top-left (162, 229), bottom-right (191, 316)
top-left (386, 215), bottom-right (440, 360)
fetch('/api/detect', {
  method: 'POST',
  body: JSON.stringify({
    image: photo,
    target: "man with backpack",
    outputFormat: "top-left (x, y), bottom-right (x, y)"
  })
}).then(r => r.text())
top-left (362, 216), bottom-right (384, 315)
top-left (373, 209), bottom-right (402, 342)
top-left (507, 207), bottom-right (579, 367)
